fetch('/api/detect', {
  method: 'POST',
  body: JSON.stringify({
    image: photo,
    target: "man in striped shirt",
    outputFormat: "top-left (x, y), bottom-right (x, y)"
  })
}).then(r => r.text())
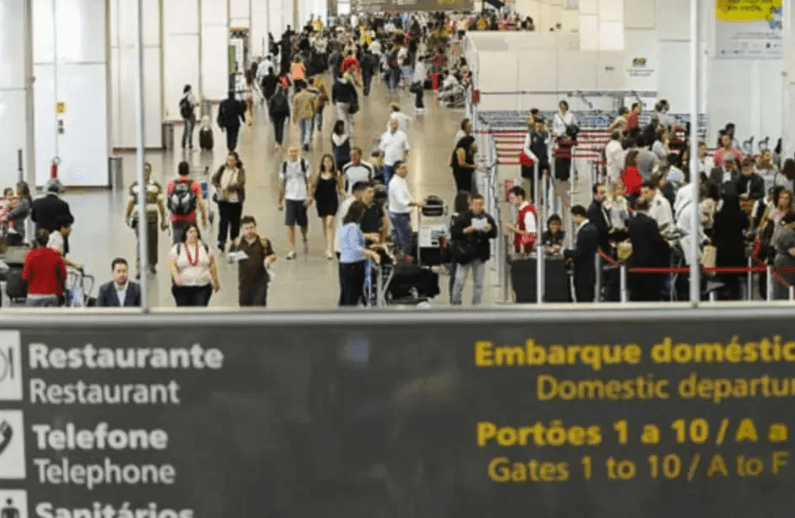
top-left (342, 147), bottom-right (376, 194)
top-left (126, 162), bottom-right (169, 276)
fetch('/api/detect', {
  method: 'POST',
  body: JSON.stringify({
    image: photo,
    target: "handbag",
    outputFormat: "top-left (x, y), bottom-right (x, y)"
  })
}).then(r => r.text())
top-left (409, 81), bottom-right (422, 94)
top-left (702, 244), bottom-right (717, 274)
top-left (348, 102), bottom-right (359, 115)
top-left (451, 238), bottom-right (478, 265)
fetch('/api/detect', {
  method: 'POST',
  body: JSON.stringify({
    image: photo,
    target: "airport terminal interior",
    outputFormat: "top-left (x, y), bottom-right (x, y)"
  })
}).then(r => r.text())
top-left (0, 0), bottom-right (792, 309)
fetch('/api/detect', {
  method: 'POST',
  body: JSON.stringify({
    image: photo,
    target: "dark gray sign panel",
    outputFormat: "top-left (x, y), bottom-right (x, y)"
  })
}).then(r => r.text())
top-left (1, 311), bottom-right (794, 517)
top-left (352, 0), bottom-right (474, 13)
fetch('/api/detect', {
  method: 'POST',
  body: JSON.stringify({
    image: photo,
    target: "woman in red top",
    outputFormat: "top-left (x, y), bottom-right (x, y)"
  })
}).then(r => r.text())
top-left (622, 149), bottom-right (643, 203)
top-left (22, 229), bottom-right (67, 307)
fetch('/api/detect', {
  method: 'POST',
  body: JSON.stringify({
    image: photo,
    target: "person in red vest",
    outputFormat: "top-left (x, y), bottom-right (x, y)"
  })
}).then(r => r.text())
top-left (505, 186), bottom-right (537, 254)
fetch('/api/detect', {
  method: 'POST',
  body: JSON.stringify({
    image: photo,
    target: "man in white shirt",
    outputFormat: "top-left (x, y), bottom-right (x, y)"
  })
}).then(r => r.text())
top-left (379, 118), bottom-right (410, 186)
top-left (386, 103), bottom-right (411, 134)
top-left (604, 131), bottom-right (625, 182)
top-left (641, 177), bottom-right (673, 237)
top-left (342, 147), bottom-right (376, 194)
top-left (387, 161), bottom-right (424, 255)
top-left (48, 216), bottom-right (82, 270)
top-left (278, 146), bottom-right (313, 259)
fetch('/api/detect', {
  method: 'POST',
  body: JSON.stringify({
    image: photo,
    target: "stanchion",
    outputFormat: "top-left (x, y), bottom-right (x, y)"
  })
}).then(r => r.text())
top-left (594, 252), bottom-right (602, 303)
top-left (789, 286), bottom-right (794, 302)
top-left (620, 264), bottom-right (628, 303)
top-left (534, 162), bottom-right (543, 304)
top-left (747, 256), bottom-right (753, 301)
top-left (767, 266), bottom-right (774, 301)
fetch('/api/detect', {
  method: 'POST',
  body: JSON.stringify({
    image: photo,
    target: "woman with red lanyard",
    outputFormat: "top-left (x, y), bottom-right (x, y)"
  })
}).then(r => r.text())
top-left (169, 223), bottom-right (220, 307)
top-left (505, 186), bottom-right (537, 255)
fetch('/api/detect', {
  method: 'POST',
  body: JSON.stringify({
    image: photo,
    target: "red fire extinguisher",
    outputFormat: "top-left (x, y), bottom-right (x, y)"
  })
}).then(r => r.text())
top-left (50, 157), bottom-right (60, 179)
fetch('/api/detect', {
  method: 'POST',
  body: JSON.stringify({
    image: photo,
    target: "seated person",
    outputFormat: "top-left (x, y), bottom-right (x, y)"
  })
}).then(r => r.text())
top-left (96, 258), bottom-right (141, 307)
top-left (542, 214), bottom-right (565, 256)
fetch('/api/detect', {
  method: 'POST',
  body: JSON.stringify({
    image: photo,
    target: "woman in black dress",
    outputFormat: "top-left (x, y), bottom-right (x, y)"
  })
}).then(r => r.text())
top-left (314, 154), bottom-right (342, 259)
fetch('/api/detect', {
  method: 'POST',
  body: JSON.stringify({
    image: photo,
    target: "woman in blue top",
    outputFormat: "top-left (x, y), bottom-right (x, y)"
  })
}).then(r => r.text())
top-left (338, 200), bottom-right (381, 306)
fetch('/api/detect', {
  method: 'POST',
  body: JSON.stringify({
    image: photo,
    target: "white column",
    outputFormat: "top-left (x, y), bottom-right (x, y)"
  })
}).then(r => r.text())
top-left (163, 0), bottom-right (200, 120)
top-left (201, 0), bottom-right (229, 101)
top-left (0, 0), bottom-right (32, 187)
top-left (33, 0), bottom-right (109, 187)
top-left (252, 0), bottom-right (270, 58)
top-left (782, 0), bottom-right (794, 157)
top-left (111, 0), bottom-right (161, 149)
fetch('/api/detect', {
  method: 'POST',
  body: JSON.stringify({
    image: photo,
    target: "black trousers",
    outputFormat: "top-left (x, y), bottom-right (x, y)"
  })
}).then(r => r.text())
top-left (226, 125), bottom-right (240, 151)
top-left (217, 201), bottom-right (243, 247)
top-left (172, 284), bottom-right (212, 306)
top-left (453, 170), bottom-right (473, 193)
top-left (239, 280), bottom-right (268, 307)
top-left (339, 261), bottom-right (366, 306)
top-left (133, 219), bottom-right (159, 269)
top-left (272, 115), bottom-right (287, 144)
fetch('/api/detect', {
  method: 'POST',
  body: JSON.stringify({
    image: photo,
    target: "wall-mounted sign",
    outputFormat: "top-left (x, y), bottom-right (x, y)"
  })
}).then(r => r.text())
top-left (55, 102), bottom-right (65, 115)
top-left (715, 0), bottom-right (782, 59)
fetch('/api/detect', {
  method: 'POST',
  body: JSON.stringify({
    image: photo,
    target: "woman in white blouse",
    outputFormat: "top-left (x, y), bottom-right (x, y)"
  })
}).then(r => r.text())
top-left (211, 152), bottom-right (246, 252)
top-left (169, 223), bottom-right (220, 307)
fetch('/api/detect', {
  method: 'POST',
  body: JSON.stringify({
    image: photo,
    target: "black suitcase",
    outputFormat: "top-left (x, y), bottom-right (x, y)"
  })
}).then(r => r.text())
top-left (199, 127), bottom-right (214, 151)
top-left (6, 266), bottom-right (27, 302)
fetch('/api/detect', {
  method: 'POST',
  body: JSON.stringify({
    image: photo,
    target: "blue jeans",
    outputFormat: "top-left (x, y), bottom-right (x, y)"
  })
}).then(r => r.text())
top-left (182, 117), bottom-right (195, 148)
top-left (299, 117), bottom-right (313, 146)
top-left (383, 165), bottom-right (395, 188)
top-left (390, 212), bottom-right (411, 254)
top-left (27, 296), bottom-right (59, 307)
top-left (314, 109), bottom-right (324, 130)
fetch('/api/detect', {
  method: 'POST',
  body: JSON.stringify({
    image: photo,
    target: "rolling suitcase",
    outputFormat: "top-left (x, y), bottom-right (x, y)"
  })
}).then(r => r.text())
top-left (199, 127), bottom-right (214, 151)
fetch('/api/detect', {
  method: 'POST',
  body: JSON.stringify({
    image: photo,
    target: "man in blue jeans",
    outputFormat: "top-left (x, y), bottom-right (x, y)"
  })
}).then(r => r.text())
top-left (387, 161), bottom-right (424, 256)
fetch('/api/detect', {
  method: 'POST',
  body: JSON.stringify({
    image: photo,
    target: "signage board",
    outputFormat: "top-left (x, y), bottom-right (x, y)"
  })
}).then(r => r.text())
top-left (2, 311), bottom-right (795, 516)
top-left (715, 0), bottom-right (783, 58)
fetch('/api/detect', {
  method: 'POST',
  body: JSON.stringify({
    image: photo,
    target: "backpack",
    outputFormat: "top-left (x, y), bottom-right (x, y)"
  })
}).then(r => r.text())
top-left (168, 180), bottom-right (197, 216)
top-left (271, 92), bottom-right (290, 116)
top-left (282, 159), bottom-right (308, 177)
top-left (179, 97), bottom-right (192, 119)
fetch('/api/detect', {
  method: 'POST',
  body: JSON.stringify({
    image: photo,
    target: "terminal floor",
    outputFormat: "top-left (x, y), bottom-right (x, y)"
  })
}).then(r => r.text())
top-left (65, 80), bottom-right (590, 309)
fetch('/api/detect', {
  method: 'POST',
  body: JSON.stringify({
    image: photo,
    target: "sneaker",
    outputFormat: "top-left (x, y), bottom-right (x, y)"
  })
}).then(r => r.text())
top-left (148, 266), bottom-right (157, 274)
top-left (286, 251), bottom-right (297, 260)
top-left (303, 144), bottom-right (310, 151)
top-left (218, 242), bottom-right (225, 253)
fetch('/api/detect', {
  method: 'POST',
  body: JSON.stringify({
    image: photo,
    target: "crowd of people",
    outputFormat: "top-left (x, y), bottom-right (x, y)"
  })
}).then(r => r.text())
top-left (14, 9), bottom-right (795, 308)
top-left (510, 97), bottom-right (795, 302)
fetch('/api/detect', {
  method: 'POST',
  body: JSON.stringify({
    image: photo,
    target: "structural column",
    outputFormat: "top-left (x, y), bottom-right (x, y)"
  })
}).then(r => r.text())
top-left (783, 0), bottom-right (795, 158)
top-left (0, 0), bottom-right (35, 188)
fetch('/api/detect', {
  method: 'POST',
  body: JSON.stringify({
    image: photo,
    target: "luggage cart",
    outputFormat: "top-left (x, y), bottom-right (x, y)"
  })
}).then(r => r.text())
top-left (415, 195), bottom-right (448, 267)
top-left (65, 268), bottom-right (95, 307)
top-left (192, 165), bottom-right (215, 225)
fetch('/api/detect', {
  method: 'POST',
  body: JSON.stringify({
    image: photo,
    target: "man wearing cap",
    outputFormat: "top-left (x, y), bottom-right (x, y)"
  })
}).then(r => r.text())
top-left (31, 178), bottom-right (74, 254)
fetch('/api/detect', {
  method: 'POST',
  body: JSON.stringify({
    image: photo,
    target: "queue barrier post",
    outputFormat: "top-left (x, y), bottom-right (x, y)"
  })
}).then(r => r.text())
top-left (620, 263), bottom-right (628, 303)
top-left (790, 286), bottom-right (794, 302)
top-left (594, 252), bottom-right (602, 303)
top-left (747, 256), bottom-right (753, 302)
top-left (767, 266), bottom-right (774, 302)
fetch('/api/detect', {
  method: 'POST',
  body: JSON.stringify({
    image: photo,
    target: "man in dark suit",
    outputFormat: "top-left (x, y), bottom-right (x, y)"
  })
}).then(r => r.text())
top-left (31, 178), bottom-right (74, 253)
top-left (586, 183), bottom-right (612, 252)
top-left (564, 205), bottom-right (600, 302)
top-left (96, 258), bottom-right (141, 307)
top-left (217, 90), bottom-right (247, 151)
top-left (709, 158), bottom-right (740, 198)
top-left (627, 200), bottom-right (670, 301)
